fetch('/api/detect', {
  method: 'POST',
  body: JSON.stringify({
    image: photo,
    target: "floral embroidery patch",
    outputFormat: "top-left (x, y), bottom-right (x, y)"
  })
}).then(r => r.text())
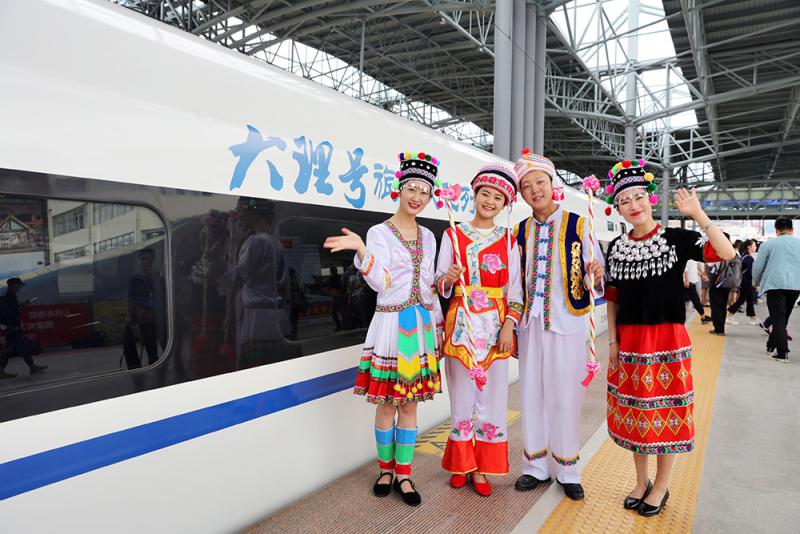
top-left (453, 419), bottom-right (473, 437)
top-left (468, 288), bottom-right (490, 310)
top-left (480, 253), bottom-right (506, 274)
top-left (476, 422), bottom-right (504, 440)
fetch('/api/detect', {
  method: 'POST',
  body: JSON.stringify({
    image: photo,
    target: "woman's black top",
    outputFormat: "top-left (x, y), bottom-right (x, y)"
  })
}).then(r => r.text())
top-left (606, 226), bottom-right (705, 325)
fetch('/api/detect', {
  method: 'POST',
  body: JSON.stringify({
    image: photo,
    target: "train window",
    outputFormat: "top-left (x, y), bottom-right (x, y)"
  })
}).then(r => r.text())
top-left (0, 195), bottom-right (167, 393)
top-left (278, 217), bottom-right (375, 354)
top-left (607, 221), bottom-right (615, 231)
top-left (182, 202), bottom-right (376, 375)
top-left (620, 222), bottom-right (627, 234)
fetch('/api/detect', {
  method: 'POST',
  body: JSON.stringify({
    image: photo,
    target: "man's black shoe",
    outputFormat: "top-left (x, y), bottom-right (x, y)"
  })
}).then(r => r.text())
top-left (514, 474), bottom-right (551, 491)
top-left (558, 480), bottom-right (585, 501)
top-left (772, 354), bottom-right (789, 363)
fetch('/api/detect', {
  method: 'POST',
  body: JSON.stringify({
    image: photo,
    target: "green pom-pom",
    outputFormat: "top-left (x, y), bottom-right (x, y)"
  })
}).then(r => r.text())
top-left (435, 178), bottom-right (442, 187)
top-left (391, 180), bottom-right (400, 190)
top-left (647, 182), bottom-right (657, 192)
top-left (425, 154), bottom-right (432, 161)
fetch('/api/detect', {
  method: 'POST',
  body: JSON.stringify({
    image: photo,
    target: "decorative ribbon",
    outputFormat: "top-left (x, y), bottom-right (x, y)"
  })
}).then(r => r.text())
top-left (580, 175), bottom-right (602, 387)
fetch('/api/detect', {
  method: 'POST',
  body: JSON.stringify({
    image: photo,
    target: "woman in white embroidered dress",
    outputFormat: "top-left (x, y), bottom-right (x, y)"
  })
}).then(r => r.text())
top-left (324, 151), bottom-right (444, 507)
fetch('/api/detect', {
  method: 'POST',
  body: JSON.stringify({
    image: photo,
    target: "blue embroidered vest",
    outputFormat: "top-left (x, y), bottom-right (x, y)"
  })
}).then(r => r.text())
top-left (517, 210), bottom-right (590, 317)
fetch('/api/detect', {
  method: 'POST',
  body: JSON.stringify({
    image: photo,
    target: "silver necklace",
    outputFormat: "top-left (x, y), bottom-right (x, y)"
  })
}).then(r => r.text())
top-left (610, 228), bottom-right (677, 280)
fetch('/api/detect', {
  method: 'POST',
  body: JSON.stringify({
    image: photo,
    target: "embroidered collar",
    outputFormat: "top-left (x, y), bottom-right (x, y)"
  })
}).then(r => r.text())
top-left (533, 204), bottom-right (561, 226)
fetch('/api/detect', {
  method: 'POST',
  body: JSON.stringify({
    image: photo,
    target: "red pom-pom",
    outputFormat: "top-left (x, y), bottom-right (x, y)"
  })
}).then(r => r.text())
top-left (622, 160), bottom-right (632, 168)
top-left (605, 206), bottom-right (612, 216)
top-left (418, 152), bottom-right (426, 160)
top-left (521, 147), bottom-right (531, 155)
top-left (434, 189), bottom-right (440, 196)
top-left (390, 191), bottom-right (399, 200)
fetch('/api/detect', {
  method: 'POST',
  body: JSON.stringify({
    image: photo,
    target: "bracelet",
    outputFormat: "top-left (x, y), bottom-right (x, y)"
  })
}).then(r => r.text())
top-left (608, 340), bottom-right (619, 346)
top-left (702, 221), bottom-right (715, 233)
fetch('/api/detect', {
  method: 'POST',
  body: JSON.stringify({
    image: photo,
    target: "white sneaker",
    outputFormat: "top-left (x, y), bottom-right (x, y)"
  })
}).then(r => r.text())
top-left (726, 318), bottom-right (739, 325)
top-left (749, 320), bottom-right (760, 326)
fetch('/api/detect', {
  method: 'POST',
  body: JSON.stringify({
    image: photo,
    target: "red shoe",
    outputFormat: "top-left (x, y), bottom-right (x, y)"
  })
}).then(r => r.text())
top-left (472, 476), bottom-right (492, 496)
top-left (450, 474), bottom-right (468, 488)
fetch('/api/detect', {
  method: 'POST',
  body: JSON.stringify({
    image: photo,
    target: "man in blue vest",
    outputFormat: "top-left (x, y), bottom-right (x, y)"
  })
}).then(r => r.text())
top-left (512, 151), bottom-right (604, 500)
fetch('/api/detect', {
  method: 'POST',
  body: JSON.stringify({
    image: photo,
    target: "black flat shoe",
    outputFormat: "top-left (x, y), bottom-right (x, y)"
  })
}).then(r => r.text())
top-left (623, 480), bottom-right (652, 510)
top-left (373, 472), bottom-right (393, 497)
top-left (639, 488), bottom-right (669, 516)
top-left (514, 474), bottom-right (551, 492)
top-left (393, 478), bottom-right (421, 506)
top-left (557, 480), bottom-right (585, 501)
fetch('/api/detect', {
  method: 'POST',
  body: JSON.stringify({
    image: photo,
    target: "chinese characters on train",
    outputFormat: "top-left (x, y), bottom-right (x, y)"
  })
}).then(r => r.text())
top-left (228, 124), bottom-right (473, 212)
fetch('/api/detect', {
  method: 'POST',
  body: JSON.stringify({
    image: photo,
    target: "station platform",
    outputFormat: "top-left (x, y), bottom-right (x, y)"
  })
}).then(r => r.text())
top-left (244, 303), bottom-right (800, 534)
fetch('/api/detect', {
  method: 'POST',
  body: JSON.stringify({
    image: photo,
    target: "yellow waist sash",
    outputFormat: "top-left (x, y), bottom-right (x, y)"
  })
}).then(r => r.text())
top-left (454, 285), bottom-right (504, 299)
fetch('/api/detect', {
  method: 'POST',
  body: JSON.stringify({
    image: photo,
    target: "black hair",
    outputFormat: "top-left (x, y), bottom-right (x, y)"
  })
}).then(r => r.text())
top-left (775, 217), bottom-right (793, 232)
top-left (738, 240), bottom-right (752, 255)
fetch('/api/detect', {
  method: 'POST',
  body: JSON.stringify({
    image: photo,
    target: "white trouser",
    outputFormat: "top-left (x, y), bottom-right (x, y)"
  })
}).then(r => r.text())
top-left (519, 314), bottom-right (586, 484)
top-left (446, 357), bottom-right (509, 444)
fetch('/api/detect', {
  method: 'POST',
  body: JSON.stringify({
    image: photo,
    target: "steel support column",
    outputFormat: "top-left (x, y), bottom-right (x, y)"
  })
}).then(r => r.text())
top-left (523, 5), bottom-right (537, 150)
top-left (533, 11), bottom-right (547, 154)
top-left (662, 133), bottom-right (671, 226)
top-left (493, 0), bottom-right (513, 159)
top-left (624, 0), bottom-right (640, 159)
top-left (510, 0), bottom-right (526, 156)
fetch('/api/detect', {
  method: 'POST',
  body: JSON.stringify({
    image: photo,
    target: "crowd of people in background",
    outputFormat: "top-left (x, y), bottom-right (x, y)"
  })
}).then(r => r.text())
top-left (683, 216), bottom-right (800, 362)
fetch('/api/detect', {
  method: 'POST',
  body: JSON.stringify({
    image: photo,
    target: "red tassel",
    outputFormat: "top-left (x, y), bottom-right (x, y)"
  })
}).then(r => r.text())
top-left (475, 375), bottom-right (487, 391)
top-left (605, 206), bottom-right (612, 216)
top-left (580, 371), bottom-right (596, 387)
top-left (390, 191), bottom-right (399, 200)
top-left (521, 147), bottom-right (531, 155)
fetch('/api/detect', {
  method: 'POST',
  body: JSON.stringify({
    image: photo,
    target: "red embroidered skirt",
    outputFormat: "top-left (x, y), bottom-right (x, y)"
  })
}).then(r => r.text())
top-left (607, 323), bottom-right (694, 455)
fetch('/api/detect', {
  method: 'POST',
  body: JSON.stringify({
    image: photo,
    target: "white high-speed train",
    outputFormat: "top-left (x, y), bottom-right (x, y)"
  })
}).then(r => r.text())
top-left (0, 1), bottom-right (622, 532)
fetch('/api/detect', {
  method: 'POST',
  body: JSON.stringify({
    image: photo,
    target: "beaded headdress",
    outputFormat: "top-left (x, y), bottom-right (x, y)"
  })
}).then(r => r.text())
top-left (390, 151), bottom-right (443, 205)
top-left (603, 159), bottom-right (657, 215)
top-left (471, 161), bottom-right (519, 206)
top-left (514, 149), bottom-right (564, 201)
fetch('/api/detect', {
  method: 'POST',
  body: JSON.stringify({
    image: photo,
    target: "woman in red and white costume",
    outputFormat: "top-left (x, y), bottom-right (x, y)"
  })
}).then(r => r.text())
top-left (436, 162), bottom-right (524, 496)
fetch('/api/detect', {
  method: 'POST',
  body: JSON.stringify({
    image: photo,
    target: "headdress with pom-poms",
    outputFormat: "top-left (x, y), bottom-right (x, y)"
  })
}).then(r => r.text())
top-left (469, 161), bottom-right (521, 264)
top-left (470, 161), bottom-right (519, 206)
top-left (602, 159), bottom-right (657, 215)
top-left (390, 151), bottom-right (444, 208)
top-left (514, 148), bottom-right (564, 201)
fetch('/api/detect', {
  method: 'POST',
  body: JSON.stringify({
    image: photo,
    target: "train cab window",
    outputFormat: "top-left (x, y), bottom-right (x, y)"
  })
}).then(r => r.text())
top-left (607, 221), bottom-right (615, 232)
top-left (0, 195), bottom-right (167, 393)
top-left (620, 222), bottom-right (627, 234)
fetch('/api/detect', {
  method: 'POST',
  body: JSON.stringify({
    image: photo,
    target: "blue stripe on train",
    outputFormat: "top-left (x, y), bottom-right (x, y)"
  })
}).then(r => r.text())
top-left (0, 299), bottom-right (609, 501)
top-left (0, 367), bottom-right (357, 501)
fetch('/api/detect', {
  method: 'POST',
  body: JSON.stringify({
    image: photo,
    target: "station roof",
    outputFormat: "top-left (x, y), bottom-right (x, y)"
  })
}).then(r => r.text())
top-left (663, 0), bottom-right (800, 183)
top-left (113, 0), bottom-right (800, 192)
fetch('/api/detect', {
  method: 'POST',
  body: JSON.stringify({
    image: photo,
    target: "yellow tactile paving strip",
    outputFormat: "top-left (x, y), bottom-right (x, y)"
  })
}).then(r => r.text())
top-left (538, 317), bottom-right (724, 533)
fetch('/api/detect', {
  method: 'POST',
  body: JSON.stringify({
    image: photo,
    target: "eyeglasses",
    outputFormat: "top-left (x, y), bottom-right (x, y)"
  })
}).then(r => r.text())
top-left (616, 191), bottom-right (648, 208)
top-left (403, 182), bottom-right (431, 198)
